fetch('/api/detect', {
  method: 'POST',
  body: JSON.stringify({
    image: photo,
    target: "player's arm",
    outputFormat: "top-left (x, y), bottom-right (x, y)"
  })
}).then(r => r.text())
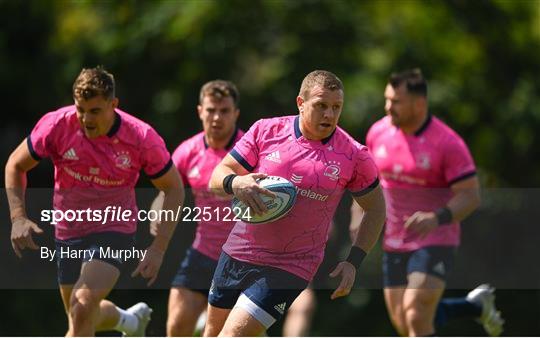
top-left (148, 191), bottom-right (164, 236)
top-left (446, 175), bottom-right (481, 221)
top-left (330, 185), bottom-right (386, 299)
top-left (349, 201), bottom-right (364, 242)
top-left (209, 153), bottom-right (274, 215)
top-left (405, 176), bottom-right (481, 237)
top-left (132, 166), bottom-right (184, 285)
top-left (5, 138), bottom-right (43, 257)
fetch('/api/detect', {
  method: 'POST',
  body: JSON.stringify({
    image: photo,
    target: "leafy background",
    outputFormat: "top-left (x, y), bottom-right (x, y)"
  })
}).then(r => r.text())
top-left (1, 0), bottom-right (539, 335)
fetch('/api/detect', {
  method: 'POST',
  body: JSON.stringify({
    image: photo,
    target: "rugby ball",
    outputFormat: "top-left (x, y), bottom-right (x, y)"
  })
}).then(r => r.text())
top-left (232, 176), bottom-right (297, 224)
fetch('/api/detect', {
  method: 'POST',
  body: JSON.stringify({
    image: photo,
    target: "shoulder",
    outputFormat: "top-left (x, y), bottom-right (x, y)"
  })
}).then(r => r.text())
top-left (257, 115), bottom-right (294, 130)
top-left (32, 105), bottom-right (78, 136)
top-left (430, 116), bottom-right (469, 148)
top-left (236, 128), bottom-right (246, 140)
top-left (247, 115), bottom-right (295, 138)
top-left (173, 131), bottom-right (204, 156)
top-left (333, 126), bottom-right (371, 158)
top-left (40, 105), bottom-right (77, 126)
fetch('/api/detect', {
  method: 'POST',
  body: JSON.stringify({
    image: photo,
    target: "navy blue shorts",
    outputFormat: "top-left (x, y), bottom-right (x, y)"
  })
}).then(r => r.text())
top-left (171, 247), bottom-right (218, 296)
top-left (55, 231), bottom-right (135, 285)
top-left (208, 252), bottom-right (308, 329)
top-left (383, 246), bottom-right (456, 287)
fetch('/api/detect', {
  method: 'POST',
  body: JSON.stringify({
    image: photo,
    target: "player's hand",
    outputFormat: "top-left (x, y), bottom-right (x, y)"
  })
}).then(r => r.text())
top-left (404, 211), bottom-right (438, 238)
top-left (329, 261), bottom-right (356, 300)
top-left (232, 173), bottom-right (276, 215)
top-left (10, 216), bottom-right (43, 258)
top-left (132, 246), bottom-right (164, 286)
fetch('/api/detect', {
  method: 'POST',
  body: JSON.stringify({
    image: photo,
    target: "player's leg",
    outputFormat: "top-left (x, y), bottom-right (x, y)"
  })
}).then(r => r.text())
top-left (384, 288), bottom-right (408, 336)
top-left (64, 232), bottom-right (148, 337)
top-left (167, 247), bottom-right (217, 336)
top-left (402, 246), bottom-right (454, 336)
top-left (167, 287), bottom-right (207, 336)
top-left (204, 304), bottom-right (233, 337)
top-left (403, 272), bottom-right (445, 336)
top-left (67, 261), bottom-right (151, 336)
top-left (282, 288), bottom-right (316, 336)
top-left (436, 284), bottom-right (504, 336)
top-left (382, 251), bottom-right (410, 336)
top-left (219, 264), bottom-right (308, 336)
top-left (56, 237), bottom-right (86, 335)
top-left (218, 303), bottom-right (267, 337)
top-left (67, 259), bottom-right (120, 336)
top-left (203, 252), bottom-right (244, 336)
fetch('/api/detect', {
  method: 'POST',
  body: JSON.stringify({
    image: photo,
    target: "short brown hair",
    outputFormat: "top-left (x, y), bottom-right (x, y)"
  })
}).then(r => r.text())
top-left (73, 66), bottom-right (115, 101)
top-left (299, 70), bottom-right (344, 99)
top-left (199, 80), bottom-right (239, 107)
top-left (389, 68), bottom-right (427, 97)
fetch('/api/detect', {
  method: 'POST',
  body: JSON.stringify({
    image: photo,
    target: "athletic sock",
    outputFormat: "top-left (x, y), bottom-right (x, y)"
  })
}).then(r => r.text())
top-left (435, 297), bottom-right (482, 327)
top-left (113, 306), bottom-right (139, 335)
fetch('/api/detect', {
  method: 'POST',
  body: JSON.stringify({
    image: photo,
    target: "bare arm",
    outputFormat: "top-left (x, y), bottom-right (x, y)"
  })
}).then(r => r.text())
top-left (404, 176), bottom-right (481, 236)
top-left (447, 176), bottom-right (481, 221)
top-left (132, 166), bottom-right (184, 285)
top-left (349, 201), bottom-right (364, 242)
top-left (148, 166), bottom-right (184, 251)
top-left (148, 191), bottom-right (165, 236)
top-left (350, 184), bottom-right (386, 252)
top-left (5, 139), bottom-right (42, 257)
top-left (330, 185), bottom-right (386, 299)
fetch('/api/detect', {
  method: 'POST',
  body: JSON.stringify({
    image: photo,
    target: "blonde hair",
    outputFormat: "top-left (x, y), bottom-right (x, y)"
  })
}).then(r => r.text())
top-left (299, 70), bottom-right (343, 99)
top-left (73, 66), bottom-right (115, 101)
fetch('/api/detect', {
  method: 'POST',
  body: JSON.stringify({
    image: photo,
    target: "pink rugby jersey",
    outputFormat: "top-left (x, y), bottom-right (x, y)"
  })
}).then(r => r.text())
top-left (366, 115), bottom-right (476, 252)
top-left (223, 115), bottom-right (379, 281)
top-left (172, 129), bottom-right (244, 260)
top-left (28, 105), bottom-right (172, 240)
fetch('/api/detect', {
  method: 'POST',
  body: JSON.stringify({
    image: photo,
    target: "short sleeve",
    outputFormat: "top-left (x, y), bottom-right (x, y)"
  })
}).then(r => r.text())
top-left (171, 141), bottom-right (191, 184)
top-left (229, 119), bottom-right (263, 172)
top-left (348, 146), bottom-right (380, 197)
top-left (443, 135), bottom-right (476, 185)
top-left (142, 127), bottom-right (173, 179)
top-left (27, 112), bottom-right (59, 161)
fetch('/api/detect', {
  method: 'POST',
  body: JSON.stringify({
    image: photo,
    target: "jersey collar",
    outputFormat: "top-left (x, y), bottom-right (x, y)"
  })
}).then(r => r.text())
top-left (203, 127), bottom-right (239, 150)
top-left (413, 114), bottom-right (432, 136)
top-left (294, 116), bottom-right (336, 145)
top-left (106, 112), bottom-right (121, 137)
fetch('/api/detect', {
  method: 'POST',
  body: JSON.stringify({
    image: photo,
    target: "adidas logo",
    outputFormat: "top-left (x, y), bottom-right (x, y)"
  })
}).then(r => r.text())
top-left (274, 302), bottom-right (287, 315)
top-left (291, 173), bottom-right (303, 184)
top-left (62, 148), bottom-right (79, 160)
top-left (433, 261), bottom-right (446, 275)
top-left (265, 151), bottom-right (281, 163)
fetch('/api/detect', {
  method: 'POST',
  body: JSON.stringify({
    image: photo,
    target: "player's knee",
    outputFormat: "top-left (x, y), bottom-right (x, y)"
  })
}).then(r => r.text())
top-left (390, 313), bottom-right (407, 335)
top-left (166, 314), bottom-right (191, 337)
top-left (203, 323), bottom-right (220, 337)
top-left (404, 305), bottom-right (428, 330)
top-left (69, 291), bottom-right (100, 326)
top-left (69, 301), bottom-right (97, 330)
